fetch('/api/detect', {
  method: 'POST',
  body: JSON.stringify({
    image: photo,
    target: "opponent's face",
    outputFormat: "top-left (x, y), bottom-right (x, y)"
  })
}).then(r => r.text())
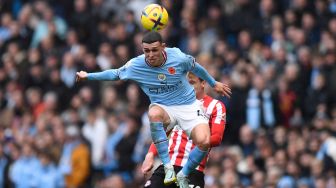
top-left (187, 72), bottom-right (205, 98)
top-left (143, 41), bottom-right (165, 66)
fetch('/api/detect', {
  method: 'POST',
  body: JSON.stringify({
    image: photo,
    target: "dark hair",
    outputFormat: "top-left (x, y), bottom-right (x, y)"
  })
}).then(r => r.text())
top-left (142, 31), bottom-right (163, 44)
top-left (188, 72), bottom-right (204, 82)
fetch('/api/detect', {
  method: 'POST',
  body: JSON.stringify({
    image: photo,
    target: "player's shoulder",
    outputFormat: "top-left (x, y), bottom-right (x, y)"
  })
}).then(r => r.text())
top-left (132, 54), bottom-right (146, 64)
top-left (204, 95), bottom-right (225, 109)
top-left (165, 47), bottom-right (185, 57)
top-left (165, 47), bottom-right (194, 66)
top-left (124, 55), bottom-right (145, 68)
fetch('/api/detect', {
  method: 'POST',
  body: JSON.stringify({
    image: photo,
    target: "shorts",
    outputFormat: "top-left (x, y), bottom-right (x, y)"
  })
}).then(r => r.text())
top-left (150, 100), bottom-right (208, 137)
top-left (144, 165), bottom-right (205, 188)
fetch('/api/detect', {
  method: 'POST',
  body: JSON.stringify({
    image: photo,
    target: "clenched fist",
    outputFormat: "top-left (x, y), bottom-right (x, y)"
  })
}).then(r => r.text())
top-left (76, 71), bottom-right (88, 82)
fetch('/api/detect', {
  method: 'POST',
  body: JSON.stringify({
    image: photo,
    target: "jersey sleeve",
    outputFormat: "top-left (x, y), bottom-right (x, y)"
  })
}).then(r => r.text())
top-left (177, 48), bottom-right (216, 87)
top-left (117, 60), bottom-right (134, 80)
top-left (191, 63), bottom-right (216, 87)
top-left (210, 101), bottom-right (226, 147)
top-left (87, 59), bottom-right (135, 81)
top-left (87, 69), bottom-right (120, 81)
top-left (178, 49), bottom-right (196, 72)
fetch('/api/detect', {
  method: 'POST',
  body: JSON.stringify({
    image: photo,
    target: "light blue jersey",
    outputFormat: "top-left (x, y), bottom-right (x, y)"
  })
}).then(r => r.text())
top-left (88, 47), bottom-right (216, 106)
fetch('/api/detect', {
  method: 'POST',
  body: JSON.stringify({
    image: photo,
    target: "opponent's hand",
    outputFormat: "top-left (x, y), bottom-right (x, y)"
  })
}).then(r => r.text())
top-left (76, 71), bottom-right (88, 82)
top-left (141, 152), bottom-right (155, 178)
top-left (214, 81), bottom-right (231, 98)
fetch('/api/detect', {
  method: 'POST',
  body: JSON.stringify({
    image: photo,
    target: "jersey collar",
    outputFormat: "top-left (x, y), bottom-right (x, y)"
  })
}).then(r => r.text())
top-left (200, 95), bottom-right (210, 102)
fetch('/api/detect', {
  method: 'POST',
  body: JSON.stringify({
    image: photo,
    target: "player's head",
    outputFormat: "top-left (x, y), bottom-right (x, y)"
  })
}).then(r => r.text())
top-left (187, 72), bottom-right (205, 99)
top-left (142, 31), bottom-right (166, 67)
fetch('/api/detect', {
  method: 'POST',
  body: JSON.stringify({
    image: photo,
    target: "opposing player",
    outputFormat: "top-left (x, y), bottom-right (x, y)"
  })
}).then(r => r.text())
top-left (76, 31), bottom-right (231, 187)
top-left (142, 72), bottom-right (226, 188)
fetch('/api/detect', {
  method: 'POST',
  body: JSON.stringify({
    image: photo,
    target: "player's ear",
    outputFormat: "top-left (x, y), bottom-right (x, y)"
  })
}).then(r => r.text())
top-left (162, 42), bottom-right (166, 48)
top-left (201, 80), bottom-right (206, 88)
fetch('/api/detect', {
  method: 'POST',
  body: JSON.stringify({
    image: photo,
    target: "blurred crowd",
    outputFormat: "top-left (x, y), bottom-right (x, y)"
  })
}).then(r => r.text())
top-left (0, 0), bottom-right (335, 187)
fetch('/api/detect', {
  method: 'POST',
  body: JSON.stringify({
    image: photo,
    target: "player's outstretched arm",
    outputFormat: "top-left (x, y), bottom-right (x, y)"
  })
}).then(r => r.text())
top-left (76, 69), bottom-right (121, 82)
top-left (191, 63), bottom-right (231, 97)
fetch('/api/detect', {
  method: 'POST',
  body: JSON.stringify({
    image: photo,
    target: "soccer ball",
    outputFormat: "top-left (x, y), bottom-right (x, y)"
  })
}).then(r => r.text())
top-left (140, 4), bottom-right (169, 31)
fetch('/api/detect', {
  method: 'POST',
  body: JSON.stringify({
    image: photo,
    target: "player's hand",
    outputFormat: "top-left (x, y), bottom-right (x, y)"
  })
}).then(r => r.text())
top-left (214, 81), bottom-right (231, 98)
top-left (76, 71), bottom-right (88, 82)
top-left (142, 152), bottom-right (155, 178)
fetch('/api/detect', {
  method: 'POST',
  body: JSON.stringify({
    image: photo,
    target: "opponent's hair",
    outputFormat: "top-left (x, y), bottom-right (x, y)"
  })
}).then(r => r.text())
top-left (142, 31), bottom-right (163, 44)
top-left (188, 72), bottom-right (204, 82)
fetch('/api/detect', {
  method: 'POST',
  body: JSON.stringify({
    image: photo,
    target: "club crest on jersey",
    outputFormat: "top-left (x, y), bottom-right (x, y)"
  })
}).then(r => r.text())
top-left (157, 73), bottom-right (166, 81)
top-left (168, 67), bottom-right (176, 75)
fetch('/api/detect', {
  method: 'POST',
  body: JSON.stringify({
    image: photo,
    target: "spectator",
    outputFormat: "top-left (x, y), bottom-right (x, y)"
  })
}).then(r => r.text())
top-left (59, 125), bottom-right (90, 188)
top-left (70, 0), bottom-right (91, 44)
top-left (0, 142), bottom-right (11, 188)
top-left (82, 110), bottom-right (108, 167)
top-left (114, 115), bottom-right (139, 182)
top-left (9, 143), bottom-right (40, 188)
top-left (239, 125), bottom-right (256, 157)
top-left (246, 74), bottom-right (277, 131)
top-left (60, 52), bottom-right (77, 88)
top-left (98, 114), bottom-right (124, 175)
top-left (33, 149), bottom-right (64, 188)
top-left (31, 3), bottom-right (67, 47)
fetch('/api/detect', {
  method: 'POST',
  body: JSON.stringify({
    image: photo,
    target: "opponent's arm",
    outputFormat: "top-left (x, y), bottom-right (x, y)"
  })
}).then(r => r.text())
top-left (148, 143), bottom-right (158, 156)
top-left (209, 101), bottom-right (226, 147)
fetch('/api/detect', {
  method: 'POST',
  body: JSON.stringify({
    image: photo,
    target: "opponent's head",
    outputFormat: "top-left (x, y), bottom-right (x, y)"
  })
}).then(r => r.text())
top-left (142, 31), bottom-right (166, 67)
top-left (187, 72), bottom-right (205, 99)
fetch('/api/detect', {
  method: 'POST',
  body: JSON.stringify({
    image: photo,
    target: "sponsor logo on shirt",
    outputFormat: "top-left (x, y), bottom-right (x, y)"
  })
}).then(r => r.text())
top-left (149, 81), bottom-right (183, 94)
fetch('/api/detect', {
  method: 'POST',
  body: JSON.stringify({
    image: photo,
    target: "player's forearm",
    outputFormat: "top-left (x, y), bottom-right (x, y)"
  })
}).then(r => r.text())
top-left (210, 123), bottom-right (225, 147)
top-left (191, 63), bottom-right (216, 87)
top-left (87, 69), bottom-right (119, 81)
top-left (148, 143), bottom-right (158, 156)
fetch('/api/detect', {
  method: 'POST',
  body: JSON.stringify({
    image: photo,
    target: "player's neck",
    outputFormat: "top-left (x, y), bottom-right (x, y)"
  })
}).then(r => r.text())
top-left (196, 92), bottom-right (205, 100)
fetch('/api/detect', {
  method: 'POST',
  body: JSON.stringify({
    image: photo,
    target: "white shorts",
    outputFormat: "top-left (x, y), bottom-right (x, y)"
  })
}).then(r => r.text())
top-left (150, 100), bottom-right (208, 137)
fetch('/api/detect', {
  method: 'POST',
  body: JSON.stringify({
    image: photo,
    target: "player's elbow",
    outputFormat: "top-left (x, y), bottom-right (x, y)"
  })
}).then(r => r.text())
top-left (210, 135), bottom-right (223, 147)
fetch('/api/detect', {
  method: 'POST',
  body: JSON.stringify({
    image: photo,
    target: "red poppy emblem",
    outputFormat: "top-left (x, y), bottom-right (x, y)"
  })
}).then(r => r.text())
top-left (168, 67), bottom-right (176, 75)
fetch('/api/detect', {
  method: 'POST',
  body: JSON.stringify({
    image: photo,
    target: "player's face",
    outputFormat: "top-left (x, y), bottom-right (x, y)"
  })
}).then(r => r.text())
top-left (143, 41), bottom-right (165, 66)
top-left (188, 73), bottom-right (205, 99)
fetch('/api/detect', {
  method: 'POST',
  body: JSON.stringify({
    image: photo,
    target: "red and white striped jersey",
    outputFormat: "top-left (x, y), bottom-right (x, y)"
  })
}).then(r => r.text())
top-left (149, 95), bottom-right (226, 172)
